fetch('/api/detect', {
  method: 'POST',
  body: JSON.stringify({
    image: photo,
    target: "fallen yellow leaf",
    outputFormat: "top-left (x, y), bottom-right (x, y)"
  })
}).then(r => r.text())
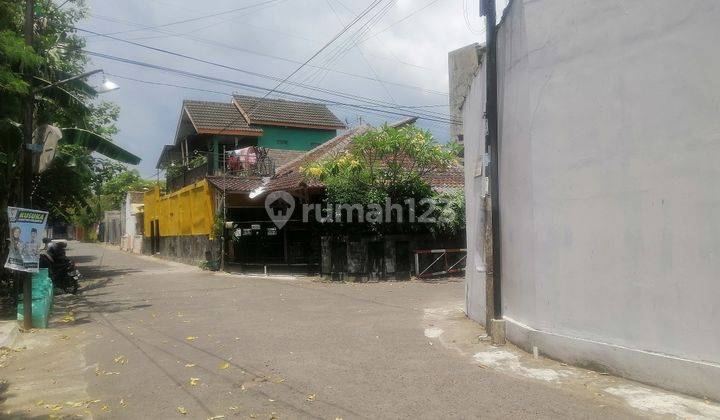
top-left (189, 377), bottom-right (200, 386)
top-left (186, 336), bottom-right (198, 341)
top-left (177, 406), bottom-right (188, 415)
top-left (306, 394), bottom-right (316, 402)
top-left (101, 404), bottom-right (111, 412)
top-left (219, 362), bottom-right (230, 370)
top-left (60, 314), bottom-right (75, 323)
top-left (113, 355), bottom-right (127, 364)
top-left (120, 398), bottom-right (128, 408)
top-left (184, 363), bottom-right (196, 368)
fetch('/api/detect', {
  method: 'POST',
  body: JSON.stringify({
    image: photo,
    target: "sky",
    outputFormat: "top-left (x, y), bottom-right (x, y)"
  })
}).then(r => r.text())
top-left (77, 0), bottom-right (508, 177)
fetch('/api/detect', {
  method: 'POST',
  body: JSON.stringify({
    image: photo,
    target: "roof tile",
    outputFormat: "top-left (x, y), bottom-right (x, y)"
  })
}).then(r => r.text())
top-left (183, 100), bottom-right (263, 134)
top-left (233, 95), bottom-right (346, 129)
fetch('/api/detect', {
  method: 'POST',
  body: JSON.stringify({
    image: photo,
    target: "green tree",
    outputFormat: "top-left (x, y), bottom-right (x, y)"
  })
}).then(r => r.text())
top-left (1, 0), bottom-right (125, 286)
top-left (101, 170), bottom-right (158, 210)
top-left (302, 124), bottom-right (464, 235)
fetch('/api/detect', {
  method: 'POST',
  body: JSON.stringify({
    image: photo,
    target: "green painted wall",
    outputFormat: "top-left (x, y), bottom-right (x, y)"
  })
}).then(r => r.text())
top-left (257, 125), bottom-right (337, 151)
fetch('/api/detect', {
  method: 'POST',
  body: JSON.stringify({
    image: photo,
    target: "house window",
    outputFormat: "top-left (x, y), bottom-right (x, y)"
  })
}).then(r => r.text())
top-left (277, 139), bottom-right (288, 145)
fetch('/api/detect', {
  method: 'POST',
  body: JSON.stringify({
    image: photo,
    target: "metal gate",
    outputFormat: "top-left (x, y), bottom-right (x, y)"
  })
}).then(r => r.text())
top-left (414, 248), bottom-right (467, 278)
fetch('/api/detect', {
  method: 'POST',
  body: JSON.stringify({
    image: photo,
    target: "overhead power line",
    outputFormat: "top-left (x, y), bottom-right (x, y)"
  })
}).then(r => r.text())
top-left (87, 13), bottom-right (449, 97)
top-left (213, 0), bottom-right (388, 135)
top-left (306, 0), bottom-right (397, 84)
top-left (104, 71), bottom-right (448, 126)
top-left (84, 50), bottom-right (460, 125)
top-left (307, 1), bottom-right (395, 88)
top-left (86, 4), bottom-right (442, 73)
top-left (358, 0), bottom-right (446, 44)
top-left (314, 0), bottom-right (397, 104)
top-left (83, 0), bottom-right (285, 38)
top-left (73, 27), bottom-right (456, 122)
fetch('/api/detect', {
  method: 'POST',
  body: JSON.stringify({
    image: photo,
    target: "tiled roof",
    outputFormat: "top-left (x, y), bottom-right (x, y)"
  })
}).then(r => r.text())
top-left (266, 148), bottom-right (305, 169)
top-left (426, 165), bottom-right (465, 192)
top-left (183, 100), bottom-right (263, 135)
top-left (207, 176), bottom-right (264, 193)
top-left (266, 125), bottom-right (465, 193)
top-left (233, 95), bottom-right (346, 130)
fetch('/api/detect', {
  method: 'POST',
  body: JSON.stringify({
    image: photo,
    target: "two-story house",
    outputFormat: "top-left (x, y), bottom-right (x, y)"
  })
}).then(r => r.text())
top-left (143, 95), bottom-right (346, 264)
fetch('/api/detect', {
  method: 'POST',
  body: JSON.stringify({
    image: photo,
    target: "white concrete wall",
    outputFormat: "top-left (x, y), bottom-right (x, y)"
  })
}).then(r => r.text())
top-left (122, 194), bottom-right (136, 239)
top-left (449, 44), bottom-right (483, 145)
top-left (463, 0), bottom-right (720, 399)
top-left (461, 65), bottom-right (488, 326)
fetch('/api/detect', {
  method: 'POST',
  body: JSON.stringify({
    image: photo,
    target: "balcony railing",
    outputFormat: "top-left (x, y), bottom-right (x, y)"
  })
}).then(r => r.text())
top-left (220, 147), bottom-right (275, 178)
top-left (166, 160), bottom-right (209, 192)
top-left (165, 147), bottom-right (276, 192)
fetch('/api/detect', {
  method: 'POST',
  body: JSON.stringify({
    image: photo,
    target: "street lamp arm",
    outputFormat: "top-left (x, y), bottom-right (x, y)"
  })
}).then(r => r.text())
top-left (33, 69), bottom-right (103, 93)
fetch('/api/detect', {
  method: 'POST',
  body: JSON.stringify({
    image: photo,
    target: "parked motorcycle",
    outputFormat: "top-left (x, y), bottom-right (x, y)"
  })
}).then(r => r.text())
top-left (39, 239), bottom-right (81, 295)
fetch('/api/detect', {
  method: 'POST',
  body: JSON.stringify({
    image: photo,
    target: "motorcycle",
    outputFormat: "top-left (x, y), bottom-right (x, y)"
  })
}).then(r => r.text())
top-left (39, 239), bottom-right (81, 295)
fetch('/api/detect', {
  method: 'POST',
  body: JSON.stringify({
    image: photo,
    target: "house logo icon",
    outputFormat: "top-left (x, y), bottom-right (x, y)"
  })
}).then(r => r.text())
top-left (265, 191), bottom-right (295, 229)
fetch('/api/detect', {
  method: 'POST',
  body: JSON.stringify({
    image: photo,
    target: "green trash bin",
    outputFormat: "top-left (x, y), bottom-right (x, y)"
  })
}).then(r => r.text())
top-left (17, 269), bottom-right (54, 329)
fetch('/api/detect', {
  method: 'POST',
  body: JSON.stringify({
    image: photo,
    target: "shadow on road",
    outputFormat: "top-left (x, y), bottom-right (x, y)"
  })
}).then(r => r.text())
top-left (79, 264), bottom-right (142, 281)
top-left (0, 380), bottom-right (43, 419)
top-left (70, 255), bottom-right (97, 264)
top-left (0, 378), bottom-right (86, 419)
top-left (0, 378), bottom-right (9, 405)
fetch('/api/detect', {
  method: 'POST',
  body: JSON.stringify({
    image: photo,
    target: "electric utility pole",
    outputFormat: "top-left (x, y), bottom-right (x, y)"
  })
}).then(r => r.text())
top-left (481, 0), bottom-right (504, 341)
top-left (20, 0), bottom-right (35, 330)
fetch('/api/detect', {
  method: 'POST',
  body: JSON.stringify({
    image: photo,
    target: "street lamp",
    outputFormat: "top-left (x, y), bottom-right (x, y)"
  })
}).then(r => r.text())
top-left (99, 77), bottom-right (119, 93)
top-left (34, 69), bottom-right (119, 94)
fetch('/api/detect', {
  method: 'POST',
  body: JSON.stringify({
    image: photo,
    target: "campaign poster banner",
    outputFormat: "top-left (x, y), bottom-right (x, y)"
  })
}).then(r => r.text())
top-left (5, 207), bottom-right (48, 273)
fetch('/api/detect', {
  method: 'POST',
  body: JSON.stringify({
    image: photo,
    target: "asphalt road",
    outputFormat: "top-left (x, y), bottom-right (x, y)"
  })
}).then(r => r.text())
top-left (0, 242), bottom-right (645, 419)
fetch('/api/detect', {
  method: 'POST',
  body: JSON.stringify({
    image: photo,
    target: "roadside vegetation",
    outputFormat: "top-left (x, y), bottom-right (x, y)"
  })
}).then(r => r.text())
top-left (302, 124), bottom-right (465, 236)
top-left (0, 1), bottom-right (156, 301)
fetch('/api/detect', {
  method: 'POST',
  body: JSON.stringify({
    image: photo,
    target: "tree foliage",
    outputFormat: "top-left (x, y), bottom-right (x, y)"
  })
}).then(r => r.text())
top-left (0, 0), bottom-right (148, 286)
top-left (302, 124), bottom-right (464, 235)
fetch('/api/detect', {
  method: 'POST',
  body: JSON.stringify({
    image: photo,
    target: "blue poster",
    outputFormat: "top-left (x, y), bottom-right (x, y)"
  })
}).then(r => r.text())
top-left (5, 207), bottom-right (48, 273)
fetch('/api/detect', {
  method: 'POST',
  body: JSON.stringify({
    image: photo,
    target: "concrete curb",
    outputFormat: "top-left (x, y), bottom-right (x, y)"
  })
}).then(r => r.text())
top-left (504, 316), bottom-right (720, 402)
top-left (0, 321), bottom-right (18, 348)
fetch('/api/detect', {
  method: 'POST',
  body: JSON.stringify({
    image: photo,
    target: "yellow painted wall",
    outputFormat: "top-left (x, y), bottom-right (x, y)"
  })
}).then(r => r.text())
top-left (143, 179), bottom-right (215, 237)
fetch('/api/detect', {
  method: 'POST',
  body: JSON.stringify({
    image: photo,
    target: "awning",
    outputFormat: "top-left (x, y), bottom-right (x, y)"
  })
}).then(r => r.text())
top-left (62, 128), bottom-right (141, 165)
